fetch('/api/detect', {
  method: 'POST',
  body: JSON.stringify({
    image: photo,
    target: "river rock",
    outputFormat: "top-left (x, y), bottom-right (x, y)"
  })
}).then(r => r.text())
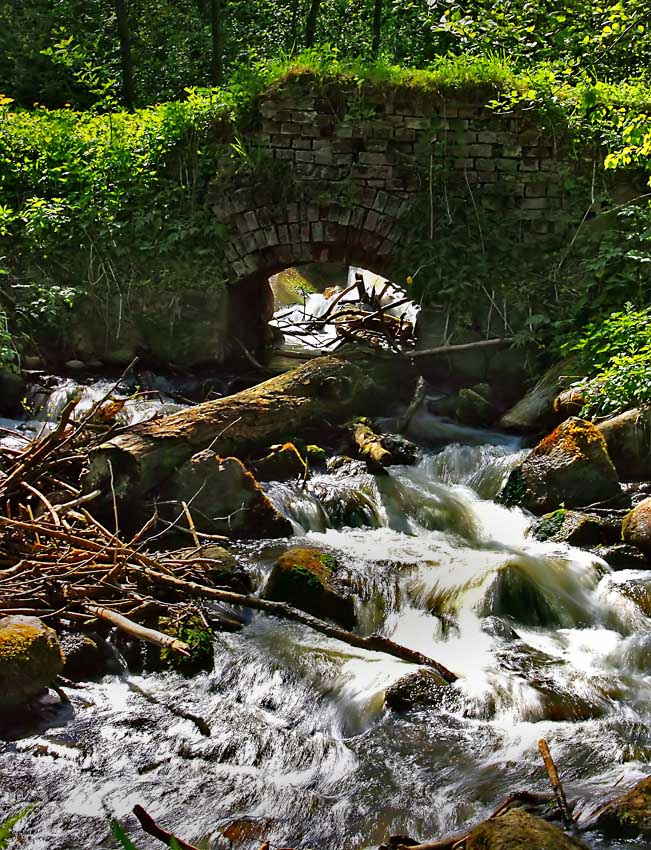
top-left (530, 509), bottom-right (620, 546)
top-left (384, 668), bottom-right (451, 711)
top-left (498, 417), bottom-right (621, 513)
top-left (263, 547), bottom-right (356, 629)
top-left (454, 383), bottom-right (499, 427)
top-left (500, 358), bottom-right (577, 432)
top-left (165, 451), bottom-right (292, 539)
top-left (592, 543), bottom-right (649, 571)
top-left (59, 631), bottom-right (113, 681)
top-left (0, 615), bottom-right (65, 707)
top-left (465, 808), bottom-right (589, 849)
top-left (598, 408), bottom-right (651, 481)
top-left (622, 498), bottom-right (651, 555)
top-left (592, 775), bottom-right (651, 838)
top-left (251, 442), bottom-right (307, 482)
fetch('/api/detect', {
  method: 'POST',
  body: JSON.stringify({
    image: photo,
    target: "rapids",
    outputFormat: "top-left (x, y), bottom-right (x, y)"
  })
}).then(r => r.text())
top-left (2, 412), bottom-right (651, 849)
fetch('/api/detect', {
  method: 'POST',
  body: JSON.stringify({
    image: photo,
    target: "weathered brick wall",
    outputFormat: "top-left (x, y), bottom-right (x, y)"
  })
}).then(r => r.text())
top-left (210, 76), bottom-right (575, 284)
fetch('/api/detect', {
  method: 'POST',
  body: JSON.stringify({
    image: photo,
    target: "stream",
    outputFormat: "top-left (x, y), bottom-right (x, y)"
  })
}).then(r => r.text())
top-left (2, 381), bottom-right (651, 849)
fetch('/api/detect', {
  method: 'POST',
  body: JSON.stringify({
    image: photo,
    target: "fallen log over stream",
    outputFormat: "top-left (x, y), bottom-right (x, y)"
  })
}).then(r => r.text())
top-left (84, 355), bottom-right (379, 502)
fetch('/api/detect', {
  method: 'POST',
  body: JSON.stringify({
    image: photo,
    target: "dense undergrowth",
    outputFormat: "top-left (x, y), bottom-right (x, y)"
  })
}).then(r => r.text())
top-left (0, 50), bottom-right (650, 380)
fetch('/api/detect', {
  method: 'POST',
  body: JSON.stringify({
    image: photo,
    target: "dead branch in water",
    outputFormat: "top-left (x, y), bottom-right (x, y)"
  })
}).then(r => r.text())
top-left (132, 805), bottom-right (201, 850)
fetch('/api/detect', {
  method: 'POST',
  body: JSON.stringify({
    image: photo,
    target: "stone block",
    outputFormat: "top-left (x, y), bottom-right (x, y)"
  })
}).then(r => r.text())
top-left (469, 143), bottom-right (493, 157)
top-left (295, 150), bottom-right (315, 164)
top-left (311, 221), bottom-right (324, 242)
top-left (495, 158), bottom-right (518, 172)
top-left (520, 158), bottom-right (540, 172)
top-left (274, 149), bottom-right (294, 161)
top-left (314, 150), bottom-right (334, 165)
top-left (292, 138), bottom-right (312, 150)
top-left (405, 117), bottom-right (430, 130)
top-left (286, 203), bottom-right (299, 223)
top-left (335, 124), bottom-right (354, 138)
top-left (477, 131), bottom-right (498, 144)
top-left (280, 122), bottom-right (303, 135)
top-left (475, 158), bottom-right (496, 171)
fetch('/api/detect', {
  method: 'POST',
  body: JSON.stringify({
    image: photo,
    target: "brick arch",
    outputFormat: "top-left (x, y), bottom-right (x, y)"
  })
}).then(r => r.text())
top-left (217, 191), bottom-right (408, 287)
top-left (209, 73), bottom-right (578, 295)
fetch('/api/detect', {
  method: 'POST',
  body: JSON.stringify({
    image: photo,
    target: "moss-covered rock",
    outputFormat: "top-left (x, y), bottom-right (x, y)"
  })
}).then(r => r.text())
top-left (263, 547), bottom-right (356, 629)
top-left (466, 808), bottom-right (589, 849)
top-left (0, 615), bottom-right (65, 707)
top-left (592, 775), bottom-right (651, 838)
top-left (531, 509), bottom-right (620, 546)
top-left (498, 417), bottom-right (621, 513)
top-left (622, 498), bottom-right (651, 555)
top-left (384, 668), bottom-right (451, 711)
top-left (251, 442), bottom-right (307, 482)
top-left (454, 383), bottom-right (499, 427)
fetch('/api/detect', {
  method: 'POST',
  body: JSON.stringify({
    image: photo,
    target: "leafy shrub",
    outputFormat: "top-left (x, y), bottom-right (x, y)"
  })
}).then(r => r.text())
top-left (564, 304), bottom-right (651, 417)
top-left (581, 350), bottom-right (651, 417)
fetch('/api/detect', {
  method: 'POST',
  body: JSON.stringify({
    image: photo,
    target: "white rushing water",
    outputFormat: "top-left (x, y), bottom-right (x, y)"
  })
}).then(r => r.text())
top-left (3, 417), bottom-right (651, 849)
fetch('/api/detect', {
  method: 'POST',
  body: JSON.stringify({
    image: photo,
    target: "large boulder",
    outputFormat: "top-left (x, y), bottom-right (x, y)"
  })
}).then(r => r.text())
top-left (263, 547), bottom-right (356, 629)
top-left (465, 808), bottom-right (589, 849)
top-left (0, 616), bottom-right (65, 707)
top-left (500, 358), bottom-right (577, 432)
top-left (598, 408), bottom-right (651, 481)
top-left (498, 417), bottom-right (621, 513)
top-left (384, 668), bottom-right (452, 711)
top-left (622, 498), bottom-right (651, 555)
top-left (592, 775), bottom-right (651, 838)
top-left (164, 451), bottom-right (292, 539)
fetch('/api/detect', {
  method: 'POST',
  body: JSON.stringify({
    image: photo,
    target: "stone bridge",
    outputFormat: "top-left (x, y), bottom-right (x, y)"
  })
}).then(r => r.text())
top-left (215, 73), bottom-right (573, 290)
top-left (73, 73), bottom-right (589, 368)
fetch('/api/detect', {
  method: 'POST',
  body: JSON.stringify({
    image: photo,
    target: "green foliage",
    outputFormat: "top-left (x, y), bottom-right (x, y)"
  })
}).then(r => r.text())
top-left (111, 820), bottom-right (140, 850)
top-left (581, 351), bottom-right (651, 417)
top-left (563, 304), bottom-right (651, 417)
top-left (159, 614), bottom-right (214, 676)
top-left (0, 804), bottom-right (35, 849)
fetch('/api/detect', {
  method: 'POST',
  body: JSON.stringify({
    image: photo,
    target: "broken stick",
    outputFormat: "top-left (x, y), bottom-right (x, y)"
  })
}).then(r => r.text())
top-left (538, 739), bottom-right (572, 829)
top-left (84, 604), bottom-right (190, 656)
top-left (133, 805), bottom-right (200, 850)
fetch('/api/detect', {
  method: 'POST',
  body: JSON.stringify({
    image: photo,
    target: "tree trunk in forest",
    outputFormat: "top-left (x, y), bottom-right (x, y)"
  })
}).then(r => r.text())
top-left (289, 0), bottom-right (300, 51)
top-left (305, 0), bottom-right (322, 47)
top-left (114, 0), bottom-right (135, 110)
top-left (371, 0), bottom-right (383, 58)
top-left (210, 0), bottom-right (223, 85)
top-left (84, 356), bottom-right (379, 503)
